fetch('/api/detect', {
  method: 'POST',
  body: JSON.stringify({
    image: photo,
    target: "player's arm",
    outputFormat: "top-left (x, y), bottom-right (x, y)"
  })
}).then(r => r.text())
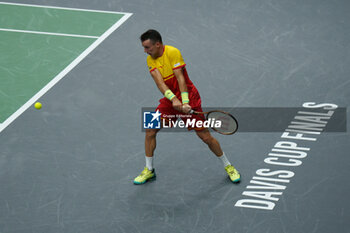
top-left (150, 69), bottom-right (183, 112)
top-left (173, 68), bottom-right (188, 93)
top-left (173, 68), bottom-right (191, 113)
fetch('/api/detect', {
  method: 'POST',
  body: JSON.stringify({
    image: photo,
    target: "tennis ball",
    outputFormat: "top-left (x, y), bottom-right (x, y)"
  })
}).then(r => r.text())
top-left (34, 102), bottom-right (42, 109)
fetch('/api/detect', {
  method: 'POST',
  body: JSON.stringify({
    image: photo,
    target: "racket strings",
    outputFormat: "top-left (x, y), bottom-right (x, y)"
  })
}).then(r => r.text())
top-left (207, 111), bottom-right (237, 134)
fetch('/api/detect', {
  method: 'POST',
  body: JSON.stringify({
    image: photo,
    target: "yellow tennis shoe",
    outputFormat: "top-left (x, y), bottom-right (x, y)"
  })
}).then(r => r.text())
top-left (225, 165), bottom-right (240, 183)
top-left (134, 167), bottom-right (156, 185)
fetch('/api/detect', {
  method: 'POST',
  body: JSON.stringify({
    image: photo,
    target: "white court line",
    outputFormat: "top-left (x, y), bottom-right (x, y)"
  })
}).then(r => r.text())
top-left (0, 28), bottom-right (99, 38)
top-left (0, 9), bottom-right (133, 133)
top-left (0, 1), bottom-right (127, 14)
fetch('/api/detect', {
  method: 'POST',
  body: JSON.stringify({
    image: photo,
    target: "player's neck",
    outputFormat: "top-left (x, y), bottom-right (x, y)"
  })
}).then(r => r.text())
top-left (156, 45), bottom-right (165, 58)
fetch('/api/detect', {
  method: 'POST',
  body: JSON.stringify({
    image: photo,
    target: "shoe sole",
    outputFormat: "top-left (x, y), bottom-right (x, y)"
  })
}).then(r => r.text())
top-left (133, 174), bottom-right (156, 185)
top-left (231, 178), bottom-right (241, 183)
top-left (230, 174), bottom-right (241, 183)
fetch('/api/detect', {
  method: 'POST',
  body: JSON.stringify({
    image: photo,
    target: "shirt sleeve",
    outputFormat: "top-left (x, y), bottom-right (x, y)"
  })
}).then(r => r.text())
top-left (146, 56), bottom-right (156, 72)
top-left (169, 47), bottom-right (186, 70)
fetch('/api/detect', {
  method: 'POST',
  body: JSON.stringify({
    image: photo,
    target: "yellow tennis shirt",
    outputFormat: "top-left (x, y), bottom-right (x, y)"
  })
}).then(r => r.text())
top-left (147, 45), bottom-right (195, 97)
top-left (147, 45), bottom-right (186, 80)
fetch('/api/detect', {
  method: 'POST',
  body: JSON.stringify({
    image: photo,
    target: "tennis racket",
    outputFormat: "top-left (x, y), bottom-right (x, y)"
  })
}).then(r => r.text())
top-left (189, 109), bottom-right (238, 135)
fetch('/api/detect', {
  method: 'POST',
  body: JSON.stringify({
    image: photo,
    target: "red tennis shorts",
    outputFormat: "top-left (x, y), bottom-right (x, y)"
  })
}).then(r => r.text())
top-left (156, 89), bottom-right (205, 131)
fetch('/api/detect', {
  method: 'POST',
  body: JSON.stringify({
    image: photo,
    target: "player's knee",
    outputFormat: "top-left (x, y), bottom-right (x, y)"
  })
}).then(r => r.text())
top-left (197, 132), bottom-right (214, 145)
top-left (203, 136), bottom-right (214, 145)
top-left (145, 129), bottom-right (158, 138)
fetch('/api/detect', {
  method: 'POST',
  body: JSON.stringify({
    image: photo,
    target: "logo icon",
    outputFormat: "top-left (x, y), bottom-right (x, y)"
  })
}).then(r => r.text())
top-left (143, 110), bottom-right (161, 129)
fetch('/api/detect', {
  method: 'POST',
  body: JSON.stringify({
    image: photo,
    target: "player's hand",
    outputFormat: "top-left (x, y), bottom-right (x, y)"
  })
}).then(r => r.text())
top-left (182, 103), bottom-right (191, 113)
top-left (171, 97), bottom-right (183, 112)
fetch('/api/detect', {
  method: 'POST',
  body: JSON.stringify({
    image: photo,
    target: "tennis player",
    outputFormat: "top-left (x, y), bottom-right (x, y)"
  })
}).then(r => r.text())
top-left (134, 29), bottom-right (240, 184)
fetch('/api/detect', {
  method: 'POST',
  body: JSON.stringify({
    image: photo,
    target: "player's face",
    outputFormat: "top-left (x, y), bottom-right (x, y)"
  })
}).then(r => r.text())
top-left (142, 39), bottom-right (162, 58)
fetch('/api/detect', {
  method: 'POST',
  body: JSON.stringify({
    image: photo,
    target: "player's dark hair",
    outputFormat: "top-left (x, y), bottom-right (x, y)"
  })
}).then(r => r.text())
top-left (140, 29), bottom-right (162, 44)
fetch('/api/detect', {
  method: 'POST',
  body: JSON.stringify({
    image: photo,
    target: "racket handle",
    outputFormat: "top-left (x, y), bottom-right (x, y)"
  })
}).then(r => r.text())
top-left (189, 110), bottom-right (205, 114)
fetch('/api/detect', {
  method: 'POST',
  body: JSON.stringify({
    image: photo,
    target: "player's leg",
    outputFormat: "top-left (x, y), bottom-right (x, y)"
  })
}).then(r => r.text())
top-left (145, 128), bottom-right (159, 164)
top-left (195, 128), bottom-right (223, 156)
top-left (134, 98), bottom-right (176, 185)
top-left (195, 129), bottom-right (241, 183)
top-left (134, 128), bottom-right (159, 185)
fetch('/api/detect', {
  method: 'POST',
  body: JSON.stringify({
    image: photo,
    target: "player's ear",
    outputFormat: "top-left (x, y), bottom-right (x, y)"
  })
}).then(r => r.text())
top-left (155, 41), bottom-right (161, 48)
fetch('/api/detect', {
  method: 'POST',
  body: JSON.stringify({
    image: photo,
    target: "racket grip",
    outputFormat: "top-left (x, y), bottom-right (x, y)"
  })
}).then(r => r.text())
top-left (189, 110), bottom-right (195, 114)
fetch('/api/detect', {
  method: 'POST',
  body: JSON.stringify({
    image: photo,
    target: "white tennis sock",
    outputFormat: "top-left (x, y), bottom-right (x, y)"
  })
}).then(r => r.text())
top-left (218, 152), bottom-right (231, 167)
top-left (145, 156), bottom-right (153, 171)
